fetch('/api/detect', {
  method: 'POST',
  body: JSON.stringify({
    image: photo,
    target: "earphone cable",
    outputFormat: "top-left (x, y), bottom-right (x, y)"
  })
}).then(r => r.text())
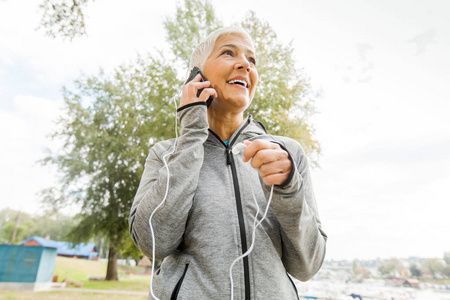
top-left (229, 172), bottom-right (274, 300)
top-left (148, 96), bottom-right (179, 300)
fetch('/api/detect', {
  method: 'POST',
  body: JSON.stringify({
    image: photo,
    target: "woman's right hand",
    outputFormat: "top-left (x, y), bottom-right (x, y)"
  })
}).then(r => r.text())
top-left (179, 74), bottom-right (217, 108)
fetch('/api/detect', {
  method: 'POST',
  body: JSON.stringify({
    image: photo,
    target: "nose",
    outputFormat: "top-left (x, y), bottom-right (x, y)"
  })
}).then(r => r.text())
top-left (235, 55), bottom-right (251, 72)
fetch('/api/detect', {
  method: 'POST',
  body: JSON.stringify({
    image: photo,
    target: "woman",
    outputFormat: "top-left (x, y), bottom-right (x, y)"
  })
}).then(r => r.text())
top-left (129, 26), bottom-right (327, 300)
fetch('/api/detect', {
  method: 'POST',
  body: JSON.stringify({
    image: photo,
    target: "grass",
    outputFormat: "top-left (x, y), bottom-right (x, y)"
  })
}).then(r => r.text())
top-left (53, 256), bottom-right (107, 282)
top-left (52, 256), bottom-right (150, 291)
top-left (82, 275), bottom-right (150, 291)
top-left (0, 256), bottom-right (151, 299)
top-left (0, 290), bottom-right (147, 300)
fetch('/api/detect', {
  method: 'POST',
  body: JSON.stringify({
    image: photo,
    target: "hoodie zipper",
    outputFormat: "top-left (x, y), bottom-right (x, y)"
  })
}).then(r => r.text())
top-left (227, 151), bottom-right (251, 300)
top-left (209, 118), bottom-right (251, 300)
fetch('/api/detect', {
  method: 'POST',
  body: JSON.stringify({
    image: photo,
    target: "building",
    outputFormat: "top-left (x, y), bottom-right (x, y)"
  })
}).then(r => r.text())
top-left (0, 245), bottom-right (57, 291)
top-left (137, 256), bottom-right (152, 274)
top-left (20, 236), bottom-right (98, 260)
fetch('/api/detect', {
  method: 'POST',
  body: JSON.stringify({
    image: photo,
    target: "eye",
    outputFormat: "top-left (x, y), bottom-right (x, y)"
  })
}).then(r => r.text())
top-left (221, 50), bottom-right (233, 56)
top-left (248, 57), bottom-right (257, 66)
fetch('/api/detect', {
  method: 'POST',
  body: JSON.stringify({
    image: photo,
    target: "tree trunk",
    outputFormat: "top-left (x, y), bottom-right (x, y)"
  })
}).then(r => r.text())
top-left (105, 245), bottom-right (119, 281)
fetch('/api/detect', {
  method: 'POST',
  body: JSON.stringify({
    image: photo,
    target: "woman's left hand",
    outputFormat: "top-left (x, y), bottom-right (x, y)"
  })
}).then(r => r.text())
top-left (242, 140), bottom-right (292, 186)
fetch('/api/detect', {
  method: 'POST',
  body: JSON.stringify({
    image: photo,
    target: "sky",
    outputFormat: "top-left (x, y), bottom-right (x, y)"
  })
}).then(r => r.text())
top-left (0, 0), bottom-right (449, 261)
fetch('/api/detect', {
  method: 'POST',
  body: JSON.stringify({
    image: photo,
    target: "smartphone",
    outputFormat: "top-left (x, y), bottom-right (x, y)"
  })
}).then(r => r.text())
top-left (184, 67), bottom-right (214, 108)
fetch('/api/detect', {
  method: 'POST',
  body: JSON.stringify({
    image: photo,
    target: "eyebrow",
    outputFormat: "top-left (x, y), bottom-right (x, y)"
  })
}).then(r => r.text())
top-left (218, 44), bottom-right (256, 57)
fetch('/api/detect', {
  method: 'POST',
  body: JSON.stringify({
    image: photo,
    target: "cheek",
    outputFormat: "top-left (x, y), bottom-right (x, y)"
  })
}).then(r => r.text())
top-left (252, 71), bottom-right (258, 86)
top-left (251, 75), bottom-right (258, 95)
top-left (208, 69), bottom-right (227, 93)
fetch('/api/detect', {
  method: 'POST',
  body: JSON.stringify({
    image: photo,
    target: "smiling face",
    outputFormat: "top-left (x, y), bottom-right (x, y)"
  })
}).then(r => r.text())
top-left (202, 33), bottom-right (258, 112)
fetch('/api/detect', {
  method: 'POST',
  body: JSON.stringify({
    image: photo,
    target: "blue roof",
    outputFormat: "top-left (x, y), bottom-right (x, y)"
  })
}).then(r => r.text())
top-left (19, 236), bottom-right (98, 257)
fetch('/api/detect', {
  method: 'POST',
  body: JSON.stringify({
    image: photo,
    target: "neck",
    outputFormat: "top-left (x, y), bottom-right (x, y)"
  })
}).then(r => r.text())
top-left (207, 109), bottom-right (244, 142)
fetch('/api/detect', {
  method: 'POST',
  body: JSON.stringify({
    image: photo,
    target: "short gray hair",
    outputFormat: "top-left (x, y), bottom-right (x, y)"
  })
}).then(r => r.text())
top-left (189, 26), bottom-right (254, 71)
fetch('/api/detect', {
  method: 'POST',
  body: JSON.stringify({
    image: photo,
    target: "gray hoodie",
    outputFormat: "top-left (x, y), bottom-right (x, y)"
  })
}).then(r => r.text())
top-left (129, 103), bottom-right (327, 300)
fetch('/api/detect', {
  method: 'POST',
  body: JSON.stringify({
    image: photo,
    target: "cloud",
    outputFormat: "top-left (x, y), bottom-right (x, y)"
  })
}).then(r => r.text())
top-left (0, 95), bottom-right (62, 213)
top-left (333, 43), bottom-right (375, 84)
top-left (408, 29), bottom-right (438, 55)
top-left (355, 43), bottom-right (373, 62)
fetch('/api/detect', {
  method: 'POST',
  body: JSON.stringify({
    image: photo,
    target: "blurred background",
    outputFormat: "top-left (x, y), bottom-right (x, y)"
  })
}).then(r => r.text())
top-left (1, 0), bottom-right (449, 294)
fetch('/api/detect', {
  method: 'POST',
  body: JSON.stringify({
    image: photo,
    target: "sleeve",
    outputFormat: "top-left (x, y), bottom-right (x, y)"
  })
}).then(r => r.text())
top-left (128, 103), bottom-right (208, 259)
top-left (261, 139), bottom-right (327, 281)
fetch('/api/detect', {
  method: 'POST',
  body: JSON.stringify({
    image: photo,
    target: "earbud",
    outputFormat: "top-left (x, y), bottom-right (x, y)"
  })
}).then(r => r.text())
top-left (231, 143), bottom-right (247, 155)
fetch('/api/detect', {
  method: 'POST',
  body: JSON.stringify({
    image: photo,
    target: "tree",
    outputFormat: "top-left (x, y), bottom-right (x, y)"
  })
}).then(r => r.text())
top-left (164, 3), bottom-right (320, 163)
top-left (352, 260), bottom-right (360, 275)
top-left (241, 12), bottom-right (320, 164)
top-left (378, 261), bottom-right (395, 276)
top-left (38, 0), bottom-right (92, 40)
top-left (410, 264), bottom-right (422, 277)
top-left (42, 56), bottom-right (180, 280)
top-left (0, 208), bottom-right (75, 244)
top-left (42, 0), bottom-right (320, 280)
top-left (444, 252), bottom-right (450, 265)
top-left (0, 209), bottom-right (32, 244)
top-left (443, 265), bottom-right (450, 278)
top-left (164, 0), bottom-right (222, 64)
top-left (352, 260), bottom-right (370, 281)
top-left (378, 258), bottom-right (405, 277)
top-left (27, 210), bottom-right (75, 241)
top-left (421, 258), bottom-right (445, 278)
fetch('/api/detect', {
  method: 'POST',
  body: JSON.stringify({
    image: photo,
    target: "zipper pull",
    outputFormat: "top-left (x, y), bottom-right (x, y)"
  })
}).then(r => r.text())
top-left (226, 149), bottom-right (232, 165)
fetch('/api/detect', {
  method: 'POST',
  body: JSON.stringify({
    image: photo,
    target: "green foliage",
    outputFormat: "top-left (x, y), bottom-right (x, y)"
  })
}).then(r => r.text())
top-left (38, 0), bottom-right (92, 40)
top-left (444, 251), bottom-right (450, 265)
top-left (29, 211), bottom-right (75, 241)
top-left (0, 209), bottom-right (28, 244)
top-left (0, 208), bottom-right (75, 244)
top-left (378, 262), bottom-right (395, 276)
top-left (164, 3), bottom-right (320, 164)
top-left (378, 258), bottom-right (405, 276)
top-left (240, 12), bottom-right (320, 164)
top-left (120, 235), bottom-right (144, 262)
top-left (43, 55), bottom-right (180, 279)
top-left (352, 260), bottom-right (360, 275)
top-left (422, 258), bottom-right (445, 277)
top-left (164, 0), bottom-right (222, 66)
top-left (0, 222), bottom-right (25, 244)
top-left (443, 265), bottom-right (450, 278)
top-left (410, 264), bottom-right (422, 277)
top-left (36, 0), bottom-right (320, 161)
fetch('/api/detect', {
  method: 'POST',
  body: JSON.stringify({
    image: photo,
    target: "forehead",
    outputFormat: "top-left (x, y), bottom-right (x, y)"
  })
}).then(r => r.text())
top-left (213, 33), bottom-right (255, 55)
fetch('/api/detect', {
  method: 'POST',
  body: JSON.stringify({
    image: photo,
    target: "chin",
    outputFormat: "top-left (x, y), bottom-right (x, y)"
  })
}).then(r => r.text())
top-left (212, 91), bottom-right (253, 111)
top-left (232, 99), bottom-right (251, 111)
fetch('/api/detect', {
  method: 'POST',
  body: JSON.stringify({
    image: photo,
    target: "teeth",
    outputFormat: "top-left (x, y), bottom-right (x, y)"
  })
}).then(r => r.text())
top-left (227, 79), bottom-right (247, 88)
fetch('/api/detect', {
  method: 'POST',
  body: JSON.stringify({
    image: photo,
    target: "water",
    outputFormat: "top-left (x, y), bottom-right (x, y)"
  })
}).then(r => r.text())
top-left (294, 279), bottom-right (450, 300)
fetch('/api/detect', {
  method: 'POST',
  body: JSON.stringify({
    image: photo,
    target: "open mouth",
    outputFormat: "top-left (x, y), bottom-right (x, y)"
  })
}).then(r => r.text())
top-left (227, 79), bottom-right (248, 88)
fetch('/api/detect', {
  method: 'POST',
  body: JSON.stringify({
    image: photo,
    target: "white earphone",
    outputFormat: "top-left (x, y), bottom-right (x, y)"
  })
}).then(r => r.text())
top-left (231, 142), bottom-right (247, 155)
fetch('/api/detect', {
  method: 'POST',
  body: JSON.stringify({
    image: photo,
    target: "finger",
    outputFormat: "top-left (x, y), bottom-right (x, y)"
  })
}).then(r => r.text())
top-left (187, 81), bottom-right (211, 95)
top-left (258, 159), bottom-right (291, 178)
top-left (243, 139), bottom-right (278, 163)
top-left (190, 73), bottom-right (202, 83)
top-left (249, 148), bottom-right (289, 169)
top-left (261, 172), bottom-right (290, 186)
top-left (180, 80), bottom-right (212, 107)
top-left (249, 149), bottom-right (278, 169)
top-left (198, 87), bottom-right (217, 102)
